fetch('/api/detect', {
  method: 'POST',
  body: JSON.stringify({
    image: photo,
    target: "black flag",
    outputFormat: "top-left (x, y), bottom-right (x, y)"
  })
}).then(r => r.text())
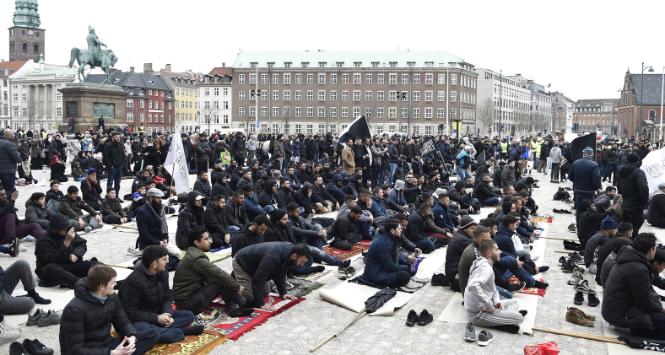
top-left (570, 133), bottom-right (596, 162)
top-left (339, 115), bottom-right (371, 142)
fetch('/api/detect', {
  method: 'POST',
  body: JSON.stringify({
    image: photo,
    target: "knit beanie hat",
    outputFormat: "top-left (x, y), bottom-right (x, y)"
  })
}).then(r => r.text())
top-left (600, 215), bottom-right (618, 230)
top-left (50, 213), bottom-right (71, 232)
top-left (617, 222), bottom-right (633, 235)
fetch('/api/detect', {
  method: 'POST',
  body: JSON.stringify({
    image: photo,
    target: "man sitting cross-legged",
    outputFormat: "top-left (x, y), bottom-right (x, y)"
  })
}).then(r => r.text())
top-left (0, 260), bottom-right (51, 316)
top-left (119, 246), bottom-right (203, 344)
top-left (361, 219), bottom-right (414, 288)
top-left (464, 239), bottom-right (526, 334)
top-left (35, 213), bottom-right (99, 288)
top-left (232, 241), bottom-right (309, 308)
top-left (173, 227), bottom-right (252, 317)
top-left (59, 265), bottom-right (159, 355)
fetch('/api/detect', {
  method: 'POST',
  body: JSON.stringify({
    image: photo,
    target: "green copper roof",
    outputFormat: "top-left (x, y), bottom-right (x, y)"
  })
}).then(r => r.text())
top-left (233, 50), bottom-right (467, 68)
top-left (13, 0), bottom-right (41, 28)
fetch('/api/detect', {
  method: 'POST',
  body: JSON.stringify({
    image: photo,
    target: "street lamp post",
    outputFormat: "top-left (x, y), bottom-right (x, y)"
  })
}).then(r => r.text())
top-left (640, 62), bottom-right (654, 140)
top-left (660, 66), bottom-right (664, 142)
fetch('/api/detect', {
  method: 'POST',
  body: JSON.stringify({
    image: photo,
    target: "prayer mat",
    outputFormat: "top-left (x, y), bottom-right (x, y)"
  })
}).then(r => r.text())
top-left (146, 332), bottom-right (226, 355)
top-left (515, 278), bottom-right (547, 297)
top-left (398, 277), bottom-right (429, 293)
top-left (286, 277), bottom-right (324, 297)
top-left (302, 267), bottom-right (334, 282)
top-left (530, 215), bottom-right (553, 224)
top-left (210, 294), bottom-right (304, 340)
top-left (323, 240), bottom-right (371, 260)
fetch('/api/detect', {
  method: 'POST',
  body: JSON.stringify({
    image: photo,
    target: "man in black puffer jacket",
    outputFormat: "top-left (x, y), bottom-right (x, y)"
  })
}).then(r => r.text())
top-left (175, 191), bottom-right (206, 250)
top-left (119, 246), bottom-right (201, 344)
top-left (444, 216), bottom-right (476, 291)
top-left (602, 233), bottom-right (665, 339)
top-left (617, 153), bottom-right (649, 237)
top-left (204, 195), bottom-right (231, 248)
top-left (60, 265), bottom-right (159, 355)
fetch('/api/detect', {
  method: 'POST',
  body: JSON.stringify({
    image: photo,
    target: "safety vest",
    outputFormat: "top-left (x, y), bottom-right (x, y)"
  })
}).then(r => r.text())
top-left (500, 142), bottom-right (508, 154)
top-left (531, 141), bottom-right (541, 156)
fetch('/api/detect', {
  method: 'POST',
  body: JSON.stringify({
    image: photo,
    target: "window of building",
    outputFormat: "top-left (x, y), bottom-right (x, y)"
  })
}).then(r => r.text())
top-left (412, 91), bottom-right (420, 102)
top-left (307, 74), bottom-right (314, 84)
top-left (284, 62), bottom-right (292, 68)
top-left (249, 107), bottom-right (255, 116)
top-left (272, 74), bottom-right (279, 84)
top-left (342, 74), bottom-right (349, 84)
top-left (377, 91), bottom-right (384, 101)
top-left (307, 90), bottom-right (314, 101)
top-left (413, 74), bottom-right (420, 85)
top-left (318, 90), bottom-right (326, 101)
top-left (378, 74), bottom-right (385, 85)
top-left (283, 73), bottom-right (291, 84)
top-left (388, 107), bottom-right (396, 118)
top-left (307, 107), bottom-right (314, 118)
top-left (401, 108), bottom-right (408, 118)
top-left (127, 112), bottom-right (134, 122)
top-left (437, 74), bottom-right (445, 84)
top-left (451, 74), bottom-right (457, 85)
top-left (295, 74), bottom-right (302, 84)
top-left (148, 113), bottom-right (153, 123)
top-left (341, 107), bottom-right (349, 118)
top-left (450, 91), bottom-right (457, 102)
top-left (437, 108), bottom-right (445, 118)
top-left (425, 107), bottom-right (433, 119)
top-left (437, 91), bottom-right (445, 101)
top-left (295, 107), bottom-right (302, 117)
top-left (389, 74), bottom-right (397, 85)
top-left (214, 88), bottom-right (220, 96)
top-left (425, 90), bottom-right (433, 102)
top-left (301, 62), bottom-right (309, 68)
top-left (330, 107), bottom-right (337, 118)
top-left (377, 108), bottom-right (384, 118)
top-left (341, 91), bottom-right (349, 101)
top-left (318, 107), bottom-right (325, 117)
top-left (330, 74), bottom-right (337, 84)
top-left (353, 90), bottom-right (360, 101)
top-left (319, 124), bottom-right (325, 133)
top-left (272, 90), bottom-right (279, 100)
top-left (261, 74), bottom-right (268, 84)
top-left (425, 73), bottom-right (433, 85)
top-left (365, 91), bottom-right (372, 101)
top-left (272, 107), bottom-right (279, 117)
top-left (223, 87), bottom-right (228, 96)
top-left (413, 108), bottom-right (420, 119)
top-left (353, 74), bottom-right (361, 85)
top-left (295, 124), bottom-right (302, 133)
top-left (330, 90), bottom-right (337, 101)
top-left (389, 61), bottom-right (397, 68)
top-left (353, 107), bottom-right (360, 117)
top-left (295, 90), bottom-right (302, 101)
top-left (249, 74), bottom-right (256, 84)
top-left (364, 107), bottom-right (372, 117)
top-left (224, 101), bottom-right (229, 109)
top-left (318, 73), bottom-right (326, 85)
top-left (260, 107), bottom-right (267, 117)
top-left (365, 73), bottom-right (372, 85)
top-left (22, 43), bottom-right (27, 53)
top-left (401, 74), bottom-right (409, 85)
top-left (283, 107), bottom-right (290, 117)
top-left (283, 90), bottom-right (291, 101)
top-left (389, 91), bottom-right (397, 101)
top-left (239, 91), bottom-right (246, 101)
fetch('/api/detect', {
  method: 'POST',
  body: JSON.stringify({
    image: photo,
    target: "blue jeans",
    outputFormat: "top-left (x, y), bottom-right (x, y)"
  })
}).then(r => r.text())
top-left (106, 167), bottom-right (122, 193)
top-left (456, 167), bottom-right (469, 180)
top-left (292, 246), bottom-right (343, 274)
top-left (388, 163), bottom-right (398, 185)
top-left (497, 286), bottom-right (512, 299)
top-left (413, 238), bottom-right (436, 253)
top-left (483, 197), bottom-right (500, 206)
top-left (0, 173), bottom-right (16, 194)
top-left (104, 327), bottom-right (159, 355)
top-left (133, 310), bottom-right (195, 343)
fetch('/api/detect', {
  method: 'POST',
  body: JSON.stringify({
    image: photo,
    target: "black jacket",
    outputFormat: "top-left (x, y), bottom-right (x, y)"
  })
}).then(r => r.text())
top-left (102, 140), bottom-right (125, 169)
top-left (118, 264), bottom-right (172, 324)
top-left (264, 223), bottom-right (300, 244)
top-left (617, 163), bottom-right (649, 212)
top-left (445, 229), bottom-right (472, 283)
top-left (474, 181), bottom-right (500, 203)
top-left (404, 211), bottom-right (427, 243)
top-left (175, 192), bottom-right (206, 249)
top-left (234, 242), bottom-right (293, 305)
top-left (0, 138), bottom-right (21, 173)
top-left (35, 230), bottom-right (87, 276)
top-left (223, 200), bottom-right (249, 229)
top-left (231, 228), bottom-right (264, 257)
top-left (602, 246), bottom-right (662, 329)
top-left (193, 179), bottom-right (211, 199)
top-left (648, 194), bottom-right (665, 228)
top-left (60, 279), bottom-right (137, 355)
top-left (25, 199), bottom-right (50, 230)
top-left (204, 203), bottom-right (229, 236)
top-left (136, 203), bottom-right (168, 249)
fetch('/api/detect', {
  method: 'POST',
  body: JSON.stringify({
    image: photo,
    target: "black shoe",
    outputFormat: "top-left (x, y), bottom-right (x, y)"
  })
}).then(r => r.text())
top-left (494, 324), bottom-right (520, 334)
top-left (183, 324), bottom-right (204, 336)
top-left (417, 310), bottom-right (433, 326)
top-left (507, 282), bottom-right (526, 293)
top-left (8, 238), bottom-right (19, 257)
top-left (588, 293), bottom-right (600, 307)
top-left (537, 266), bottom-right (550, 273)
top-left (519, 310), bottom-right (528, 316)
top-left (574, 291), bottom-right (584, 305)
top-left (23, 339), bottom-right (54, 355)
top-left (228, 307), bottom-right (254, 318)
top-left (309, 266), bottom-right (326, 274)
top-left (340, 259), bottom-right (351, 268)
top-left (533, 280), bottom-right (549, 289)
top-left (431, 273), bottom-right (450, 287)
top-left (9, 342), bottom-right (25, 355)
top-left (563, 240), bottom-right (582, 251)
top-left (406, 309), bottom-right (418, 327)
top-left (20, 292), bottom-right (51, 305)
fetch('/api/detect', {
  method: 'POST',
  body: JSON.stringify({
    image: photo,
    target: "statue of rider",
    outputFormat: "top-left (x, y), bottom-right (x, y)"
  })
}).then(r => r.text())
top-left (86, 26), bottom-right (106, 65)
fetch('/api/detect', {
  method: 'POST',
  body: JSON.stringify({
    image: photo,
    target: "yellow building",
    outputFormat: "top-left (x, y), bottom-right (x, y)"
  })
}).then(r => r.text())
top-left (160, 65), bottom-right (201, 132)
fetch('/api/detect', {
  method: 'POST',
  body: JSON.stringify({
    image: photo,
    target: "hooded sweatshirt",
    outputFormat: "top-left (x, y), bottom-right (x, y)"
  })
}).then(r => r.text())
top-left (464, 256), bottom-right (499, 314)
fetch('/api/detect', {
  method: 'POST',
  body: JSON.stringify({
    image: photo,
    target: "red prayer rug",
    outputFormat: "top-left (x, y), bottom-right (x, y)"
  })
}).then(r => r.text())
top-left (518, 278), bottom-right (547, 297)
top-left (323, 240), bottom-right (371, 260)
top-left (530, 215), bottom-right (553, 224)
top-left (209, 294), bottom-right (303, 340)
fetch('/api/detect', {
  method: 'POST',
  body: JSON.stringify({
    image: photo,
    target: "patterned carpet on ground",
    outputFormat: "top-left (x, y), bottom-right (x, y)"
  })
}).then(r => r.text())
top-left (286, 277), bottom-right (325, 297)
top-left (530, 215), bottom-right (553, 224)
top-left (146, 332), bottom-right (226, 355)
top-left (323, 240), bottom-right (371, 260)
top-left (199, 294), bottom-right (304, 340)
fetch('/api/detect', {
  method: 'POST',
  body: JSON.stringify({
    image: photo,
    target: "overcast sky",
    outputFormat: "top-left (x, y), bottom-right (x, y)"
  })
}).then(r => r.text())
top-left (2, 0), bottom-right (662, 100)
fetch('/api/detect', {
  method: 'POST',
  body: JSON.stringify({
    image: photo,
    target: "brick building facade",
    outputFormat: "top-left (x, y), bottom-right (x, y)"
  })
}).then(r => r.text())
top-left (573, 98), bottom-right (618, 136)
top-left (618, 70), bottom-right (665, 140)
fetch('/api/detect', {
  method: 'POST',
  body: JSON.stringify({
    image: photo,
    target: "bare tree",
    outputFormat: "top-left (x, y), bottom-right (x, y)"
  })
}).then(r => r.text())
top-left (476, 98), bottom-right (494, 136)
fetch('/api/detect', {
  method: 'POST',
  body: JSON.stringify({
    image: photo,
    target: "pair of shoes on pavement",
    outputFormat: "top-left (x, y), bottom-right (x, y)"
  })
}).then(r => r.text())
top-left (563, 240), bottom-right (582, 251)
top-left (560, 256), bottom-right (584, 273)
top-left (26, 310), bottom-right (60, 327)
top-left (553, 208), bottom-right (572, 214)
top-left (464, 323), bottom-right (494, 346)
top-left (566, 307), bottom-right (595, 327)
top-left (10, 339), bottom-right (53, 355)
top-left (574, 280), bottom-right (596, 295)
top-left (406, 309), bottom-right (433, 327)
top-left (431, 273), bottom-right (450, 287)
top-left (574, 291), bottom-right (600, 307)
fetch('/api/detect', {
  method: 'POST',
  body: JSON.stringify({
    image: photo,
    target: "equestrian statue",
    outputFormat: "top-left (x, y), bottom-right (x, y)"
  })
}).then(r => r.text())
top-left (68, 26), bottom-right (118, 83)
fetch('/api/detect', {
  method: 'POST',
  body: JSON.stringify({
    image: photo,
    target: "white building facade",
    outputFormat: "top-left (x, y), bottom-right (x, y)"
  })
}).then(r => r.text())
top-left (197, 73), bottom-right (233, 134)
top-left (9, 62), bottom-right (75, 131)
top-left (0, 59), bottom-right (31, 128)
top-left (475, 68), bottom-right (531, 136)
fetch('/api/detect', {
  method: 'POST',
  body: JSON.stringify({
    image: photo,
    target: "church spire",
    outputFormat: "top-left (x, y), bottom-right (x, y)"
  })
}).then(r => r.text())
top-left (13, 0), bottom-right (41, 28)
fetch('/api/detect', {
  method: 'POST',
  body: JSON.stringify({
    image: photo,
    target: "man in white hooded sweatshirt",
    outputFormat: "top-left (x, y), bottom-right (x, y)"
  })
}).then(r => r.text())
top-left (464, 239), bottom-right (525, 333)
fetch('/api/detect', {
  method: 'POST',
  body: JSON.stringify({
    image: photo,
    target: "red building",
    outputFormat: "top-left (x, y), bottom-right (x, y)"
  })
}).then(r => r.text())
top-left (86, 64), bottom-right (174, 134)
top-left (618, 70), bottom-right (665, 141)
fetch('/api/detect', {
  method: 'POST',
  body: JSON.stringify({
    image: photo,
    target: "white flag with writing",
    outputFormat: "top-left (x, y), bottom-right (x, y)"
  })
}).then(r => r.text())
top-left (164, 131), bottom-right (190, 194)
top-left (641, 147), bottom-right (665, 196)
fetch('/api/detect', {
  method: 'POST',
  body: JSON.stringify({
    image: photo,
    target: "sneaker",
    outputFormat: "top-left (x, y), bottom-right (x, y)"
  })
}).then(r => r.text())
top-left (340, 259), bottom-right (351, 268)
top-left (563, 240), bottom-right (582, 251)
top-left (464, 322), bottom-right (476, 342)
top-left (574, 280), bottom-right (596, 295)
top-left (568, 223), bottom-right (577, 233)
top-left (588, 293), bottom-right (600, 307)
top-left (406, 309), bottom-right (418, 327)
top-left (23, 339), bottom-right (54, 355)
top-left (537, 266), bottom-right (550, 273)
top-left (22, 236), bottom-right (36, 243)
top-left (8, 238), bottom-right (19, 257)
top-left (83, 226), bottom-right (92, 233)
top-left (477, 329), bottom-right (494, 346)
top-left (0, 320), bottom-right (21, 346)
top-left (533, 280), bottom-right (549, 289)
top-left (417, 310), bottom-right (433, 326)
top-left (309, 266), bottom-right (326, 274)
top-left (26, 309), bottom-right (43, 326)
top-left (37, 310), bottom-right (60, 327)
top-left (9, 342), bottom-right (25, 355)
top-left (574, 291), bottom-right (584, 305)
top-left (19, 292), bottom-right (51, 305)
top-left (566, 307), bottom-right (594, 327)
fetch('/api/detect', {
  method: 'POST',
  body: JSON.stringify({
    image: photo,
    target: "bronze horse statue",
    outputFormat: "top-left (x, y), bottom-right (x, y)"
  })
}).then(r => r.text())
top-left (68, 47), bottom-right (118, 83)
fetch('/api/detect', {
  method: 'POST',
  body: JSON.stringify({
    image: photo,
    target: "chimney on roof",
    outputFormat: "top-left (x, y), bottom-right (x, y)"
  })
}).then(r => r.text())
top-left (164, 64), bottom-right (172, 72)
top-left (143, 63), bottom-right (153, 74)
top-left (130, 66), bottom-right (135, 73)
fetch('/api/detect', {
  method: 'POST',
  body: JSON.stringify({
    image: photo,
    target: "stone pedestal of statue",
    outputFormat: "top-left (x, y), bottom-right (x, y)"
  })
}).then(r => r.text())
top-left (59, 82), bottom-right (128, 133)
